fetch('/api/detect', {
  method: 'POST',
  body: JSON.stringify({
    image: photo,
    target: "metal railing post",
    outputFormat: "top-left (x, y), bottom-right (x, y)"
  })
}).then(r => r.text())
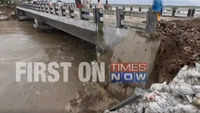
top-left (116, 7), bottom-right (125, 28)
top-left (52, 5), bottom-right (55, 15)
top-left (187, 9), bottom-right (191, 17)
top-left (146, 8), bottom-right (158, 33)
top-left (139, 7), bottom-right (142, 12)
top-left (172, 7), bottom-right (176, 17)
top-left (68, 6), bottom-right (74, 18)
top-left (79, 8), bottom-right (83, 19)
top-left (96, 7), bottom-right (104, 52)
top-left (93, 8), bottom-right (97, 23)
top-left (191, 8), bottom-right (196, 17)
top-left (47, 5), bottom-right (50, 13)
top-left (59, 6), bottom-right (64, 16)
top-left (94, 7), bottom-right (103, 24)
top-left (130, 7), bottom-right (133, 12)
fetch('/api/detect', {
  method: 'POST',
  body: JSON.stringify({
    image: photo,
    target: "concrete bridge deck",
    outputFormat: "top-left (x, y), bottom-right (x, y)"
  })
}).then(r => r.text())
top-left (16, 3), bottom-right (196, 50)
top-left (16, 4), bottom-right (135, 51)
top-left (16, 3), bottom-right (160, 79)
top-left (15, 3), bottom-right (197, 75)
top-left (16, 7), bottom-right (97, 44)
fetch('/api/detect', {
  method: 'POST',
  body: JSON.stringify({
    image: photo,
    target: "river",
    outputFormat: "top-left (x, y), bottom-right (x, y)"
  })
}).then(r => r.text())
top-left (0, 19), bottom-right (98, 113)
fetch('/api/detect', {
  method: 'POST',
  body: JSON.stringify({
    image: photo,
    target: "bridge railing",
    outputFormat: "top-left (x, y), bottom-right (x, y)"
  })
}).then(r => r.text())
top-left (18, 2), bottom-right (199, 33)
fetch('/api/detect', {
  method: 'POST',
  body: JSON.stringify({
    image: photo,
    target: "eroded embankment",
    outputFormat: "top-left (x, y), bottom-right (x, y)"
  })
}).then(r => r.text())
top-left (150, 18), bottom-right (200, 84)
top-left (106, 18), bottom-right (200, 113)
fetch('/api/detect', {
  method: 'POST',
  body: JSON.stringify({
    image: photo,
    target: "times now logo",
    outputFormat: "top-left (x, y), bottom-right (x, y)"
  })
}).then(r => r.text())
top-left (110, 63), bottom-right (148, 83)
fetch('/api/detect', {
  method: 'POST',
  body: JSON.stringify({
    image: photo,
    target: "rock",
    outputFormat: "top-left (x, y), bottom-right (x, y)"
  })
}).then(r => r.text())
top-left (173, 104), bottom-right (200, 113)
top-left (170, 82), bottom-right (194, 96)
top-left (106, 63), bottom-right (200, 113)
top-left (192, 86), bottom-right (200, 93)
top-left (0, 15), bottom-right (9, 21)
top-left (150, 82), bottom-right (169, 92)
top-left (192, 97), bottom-right (200, 108)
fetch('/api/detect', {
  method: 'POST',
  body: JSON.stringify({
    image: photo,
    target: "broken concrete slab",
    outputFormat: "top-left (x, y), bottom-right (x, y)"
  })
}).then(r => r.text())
top-left (98, 28), bottom-right (160, 100)
top-left (106, 63), bottom-right (200, 113)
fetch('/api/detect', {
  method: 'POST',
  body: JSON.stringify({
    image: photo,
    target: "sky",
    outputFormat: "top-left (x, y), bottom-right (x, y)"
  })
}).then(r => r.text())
top-left (90, 0), bottom-right (200, 6)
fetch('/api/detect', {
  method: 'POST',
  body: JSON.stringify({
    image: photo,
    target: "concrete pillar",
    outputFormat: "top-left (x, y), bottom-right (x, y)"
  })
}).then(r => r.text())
top-left (123, 6), bottom-right (125, 10)
top-left (79, 8), bottom-right (84, 19)
top-left (41, 5), bottom-right (44, 12)
top-left (48, 5), bottom-right (51, 14)
top-left (63, 7), bottom-right (66, 16)
top-left (56, 7), bottom-right (59, 15)
top-left (38, 4), bottom-right (41, 12)
top-left (33, 18), bottom-right (39, 29)
top-left (116, 7), bottom-right (120, 27)
top-left (96, 8), bottom-right (104, 52)
top-left (53, 6), bottom-right (56, 15)
top-left (39, 4), bottom-right (42, 12)
top-left (59, 6), bottom-right (64, 16)
top-left (44, 4), bottom-right (47, 13)
top-left (32, 4), bottom-right (35, 10)
top-left (130, 7), bottom-right (133, 12)
top-left (33, 18), bottom-right (52, 30)
top-left (34, 4), bottom-right (36, 10)
top-left (172, 8), bottom-right (176, 17)
top-left (188, 8), bottom-right (196, 17)
top-left (93, 7), bottom-right (99, 24)
top-left (146, 8), bottom-right (158, 33)
top-left (139, 7), bottom-right (142, 12)
top-left (36, 5), bottom-right (38, 11)
top-left (187, 9), bottom-right (191, 17)
top-left (94, 8), bottom-right (103, 24)
top-left (116, 7), bottom-right (124, 28)
top-left (65, 6), bottom-right (68, 15)
top-left (41, 4), bottom-right (43, 12)
top-left (46, 5), bottom-right (48, 13)
top-left (191, 8), bottom-right (196, 17)
top-left (69, 6), bottom-right (74, 18)
top-left (43, 5), bottom-right (46, 12)
top-left (93, 8), bottom-right (98, 23)
top-left (110, 6), bottom-right (112, 11)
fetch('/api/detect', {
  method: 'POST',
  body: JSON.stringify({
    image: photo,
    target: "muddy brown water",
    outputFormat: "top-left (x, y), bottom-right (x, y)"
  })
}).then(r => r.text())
top-left (0, 20), bottom-right (98, 113)
top-left (0, 12), bottom-right (176, 113)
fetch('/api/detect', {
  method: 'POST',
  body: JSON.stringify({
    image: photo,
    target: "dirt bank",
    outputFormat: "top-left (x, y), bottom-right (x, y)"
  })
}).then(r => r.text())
top-left (150, 18), bottom-right (200, 84)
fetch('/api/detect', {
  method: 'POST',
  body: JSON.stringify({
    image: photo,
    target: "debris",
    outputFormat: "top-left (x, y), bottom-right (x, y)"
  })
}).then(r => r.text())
top-left (106, 63), bottom-right (200, 113)
top-left (192, 97), bottom-right (200, 108)
top-left (0, 15), bottom-right (9, 20)
top-left (65, 84), bottom-right (118, 113)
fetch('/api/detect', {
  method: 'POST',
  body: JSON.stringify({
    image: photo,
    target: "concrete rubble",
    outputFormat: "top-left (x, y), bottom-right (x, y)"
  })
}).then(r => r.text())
top-left (105, 63), bottom-right (200, 113)
top-left (0, 15), bottom-right (9, 20)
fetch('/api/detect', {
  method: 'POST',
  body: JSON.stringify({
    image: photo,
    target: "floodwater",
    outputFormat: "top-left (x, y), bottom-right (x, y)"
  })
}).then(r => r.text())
top-left (0, 20), bottom-right (97, 113)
